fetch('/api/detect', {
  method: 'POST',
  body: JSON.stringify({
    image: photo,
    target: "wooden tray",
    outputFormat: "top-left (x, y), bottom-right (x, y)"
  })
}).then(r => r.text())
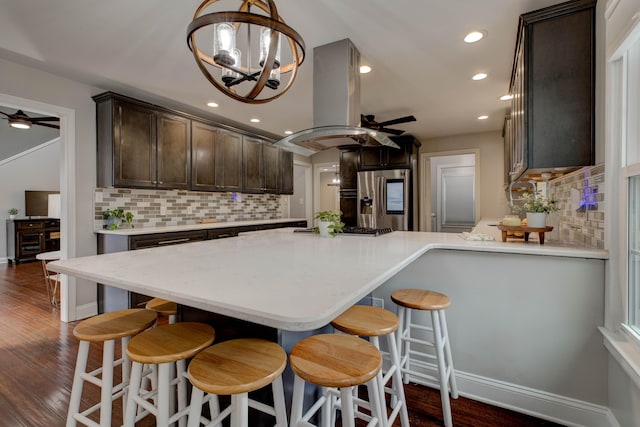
top-left (497, 224), bottom-right (553, 244)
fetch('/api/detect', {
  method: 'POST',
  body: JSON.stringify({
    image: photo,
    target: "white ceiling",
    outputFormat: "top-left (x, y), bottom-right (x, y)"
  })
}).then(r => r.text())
top-left (0, 0), bottom-right (563, 144)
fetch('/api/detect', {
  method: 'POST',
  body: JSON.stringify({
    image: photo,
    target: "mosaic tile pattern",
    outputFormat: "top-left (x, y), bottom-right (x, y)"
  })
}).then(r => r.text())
top-left (548, 164), bottom-right (605, 249)
top-left (94, 188), bottom-right (284, 229)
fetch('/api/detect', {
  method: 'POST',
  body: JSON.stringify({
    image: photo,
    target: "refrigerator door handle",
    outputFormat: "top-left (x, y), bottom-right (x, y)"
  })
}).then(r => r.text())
top-left (376, 176), bottom-right (385, 228)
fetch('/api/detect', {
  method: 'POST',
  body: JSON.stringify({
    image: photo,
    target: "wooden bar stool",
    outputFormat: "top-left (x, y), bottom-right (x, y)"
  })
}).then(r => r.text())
top-left (392, 289), bottom-right (458, 427)
top-left (66, 308), bottom-right (158, 427)
top-left (289, 333), bottom-right (385, 427)
top-left (331, 305), bottom-right (410, 427)
top-left (186, 338), bottom-right (288, 427)
top-left (123, 322), bottom-right (215, 427)
top-left (145, 297), bottom-right (178, 324)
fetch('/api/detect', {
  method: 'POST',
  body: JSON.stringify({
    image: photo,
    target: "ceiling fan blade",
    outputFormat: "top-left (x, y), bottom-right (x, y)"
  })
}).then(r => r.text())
top-left (379, 127), bottom-right (405, 135)
top-left (0, 111), bottom-right (10, 118)
top-left (378, 115), bottom-right (417, 127)
top-left (33, 122), bottom-right (60, 130)
top-left (30, 117), bottom-right (60, 123)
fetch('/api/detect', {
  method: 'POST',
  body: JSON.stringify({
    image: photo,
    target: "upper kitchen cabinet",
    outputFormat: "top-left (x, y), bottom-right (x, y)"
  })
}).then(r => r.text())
top-left (242, 136), bottom-right (264, 193)
top-left (278, 149), bottom-right (294, 195)
top-left (191, 123), bottom-right (243, 192)
top-left (94, 93), bottom-right (190, 189)
top-left (507, 0), bottom-right (596, 182)
top-left (156, 112), bottom-right (191, 190)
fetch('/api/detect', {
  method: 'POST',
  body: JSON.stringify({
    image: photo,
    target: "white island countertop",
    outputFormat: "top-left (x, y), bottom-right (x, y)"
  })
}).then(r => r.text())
top-left (49, 228), bottom-right (607, 331)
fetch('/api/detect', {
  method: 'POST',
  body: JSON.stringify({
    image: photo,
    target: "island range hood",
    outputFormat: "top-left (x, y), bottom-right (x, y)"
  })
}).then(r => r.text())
top-left (274, 39), bottom-right (399, 156)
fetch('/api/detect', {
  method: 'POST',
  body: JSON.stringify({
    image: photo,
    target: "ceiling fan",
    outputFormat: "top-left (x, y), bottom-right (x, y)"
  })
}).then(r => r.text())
top-left (360, 114), bottom-right (416, 135)
top-left (0, 109), bottom-right (60, 130)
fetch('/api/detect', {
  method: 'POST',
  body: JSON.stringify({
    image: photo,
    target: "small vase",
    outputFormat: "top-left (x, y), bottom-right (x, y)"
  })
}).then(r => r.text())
top-left (318, 221), bottom-right (333, 237)
top-left (9, 214), bottom-right (16, 219)
top-left (526, 212), bottom-right (547, 228)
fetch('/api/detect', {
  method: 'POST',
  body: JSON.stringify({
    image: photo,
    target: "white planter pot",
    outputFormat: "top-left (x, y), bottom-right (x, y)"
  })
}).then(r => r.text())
top-left (526, 212), bottom-right (547, 228)
top-left (318, 221), bottom-right (333, 237)
top-left (9, 214), bottom-right (16, 219)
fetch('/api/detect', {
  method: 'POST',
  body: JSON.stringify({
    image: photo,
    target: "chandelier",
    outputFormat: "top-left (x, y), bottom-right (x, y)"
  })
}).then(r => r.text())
top-left (187, 0), bottom-right (306, 104)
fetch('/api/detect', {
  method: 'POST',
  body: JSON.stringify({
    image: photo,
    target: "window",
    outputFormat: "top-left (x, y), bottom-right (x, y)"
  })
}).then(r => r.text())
top-left (621, 32), bottom-right (640, 337)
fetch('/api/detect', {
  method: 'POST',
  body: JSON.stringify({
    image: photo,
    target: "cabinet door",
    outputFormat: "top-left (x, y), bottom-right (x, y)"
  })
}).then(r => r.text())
top-left (243, 137), bottom-right (263, 193)
top-left (339, 148), bottom-right (359, 189)
top-left (263, 143), bottom-right (279, 193)
top-left (191, 121), bottom-right (219, 191)
top-left (217, 131), bottom-right (243, 191)
top-left (360, 147), bottom-right (382, 170)
top-left (278, 149), bottom-right (294, 194)
top-left (129, 230), bottom-right (207, 250)
top-left (157, 112), bottom-right (191, 189)
top-left (113, 100), bottom-right (157, 188)
top-left (385, 145), bottom-right (410, 168)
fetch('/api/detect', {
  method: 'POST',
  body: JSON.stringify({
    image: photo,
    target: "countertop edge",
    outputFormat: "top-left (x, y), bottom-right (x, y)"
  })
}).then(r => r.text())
top-left (94, 218), bottom-right (307, 235)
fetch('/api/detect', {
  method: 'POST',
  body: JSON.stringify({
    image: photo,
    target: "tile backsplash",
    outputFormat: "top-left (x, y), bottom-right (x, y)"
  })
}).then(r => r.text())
top-left (548, 164), bottom-right (605, 249)
top-left (94, 188), bottom-right (285, 230)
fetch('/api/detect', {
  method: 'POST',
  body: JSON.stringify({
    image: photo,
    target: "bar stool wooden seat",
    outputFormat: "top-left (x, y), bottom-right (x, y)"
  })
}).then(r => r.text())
top-left (67, 308), bottom-right (158, 427)
top-left (391, 289), bottom-right (458, 427)
top-left (289, 333), bottom-right (385, 427)
top-left (331, 305), bottom-right (410, 427)
top-left (145, 297), bottom-right (178, 324)
top-left (186, 338), bottom-right (288, 427)
top-left (123, 322), bottom-right (215, 427)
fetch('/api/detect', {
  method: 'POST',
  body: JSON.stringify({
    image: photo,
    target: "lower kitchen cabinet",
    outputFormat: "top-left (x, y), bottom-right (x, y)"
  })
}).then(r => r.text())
top-left (97, 220), bottom-right (307, 313)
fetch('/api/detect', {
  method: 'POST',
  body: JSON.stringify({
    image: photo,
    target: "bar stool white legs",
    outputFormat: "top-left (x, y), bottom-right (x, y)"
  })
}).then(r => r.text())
top-left (393, 289), bottom-right (458, 427)
top-left (66, 309), bottom-right (157, 427)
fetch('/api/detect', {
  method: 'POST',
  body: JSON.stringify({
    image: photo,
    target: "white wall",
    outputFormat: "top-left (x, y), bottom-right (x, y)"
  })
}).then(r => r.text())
top-left (374, 249), bottom-right (609, 426)
top-left (0, 58), bottom-right (100, 312)
top-left (0, 140), bottom-right (60, 261)
top-left (318, 171), bottom-right (339, 212)
top-left (420, 131), bottom-right (509, 220)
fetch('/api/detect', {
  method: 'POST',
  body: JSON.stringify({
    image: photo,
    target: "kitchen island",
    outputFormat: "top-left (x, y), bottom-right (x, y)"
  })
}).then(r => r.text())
top-left (48, 229), bottom-right (609, 426)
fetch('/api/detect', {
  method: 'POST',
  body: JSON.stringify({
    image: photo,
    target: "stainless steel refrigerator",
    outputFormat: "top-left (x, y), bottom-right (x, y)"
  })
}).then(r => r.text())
top-left (357, 170), bottom-right (410, 230)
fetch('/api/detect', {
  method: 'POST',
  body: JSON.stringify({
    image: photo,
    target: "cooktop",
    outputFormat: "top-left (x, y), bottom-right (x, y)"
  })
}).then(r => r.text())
top-left (293, 226), bottom-right (393, 237)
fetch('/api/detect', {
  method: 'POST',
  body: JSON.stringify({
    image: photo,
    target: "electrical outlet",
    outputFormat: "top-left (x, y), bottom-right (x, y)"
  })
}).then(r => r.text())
top-left (371, 297), bottom-right (384, 309)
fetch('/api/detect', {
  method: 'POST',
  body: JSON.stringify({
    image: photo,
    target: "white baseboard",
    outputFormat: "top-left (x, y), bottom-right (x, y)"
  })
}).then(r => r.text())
top-left (0, 257), bottom-right (7, 264)
top-left (75, 302), bottom-right (97, 321)
top-left (405, 360), bottom-right (615, 427)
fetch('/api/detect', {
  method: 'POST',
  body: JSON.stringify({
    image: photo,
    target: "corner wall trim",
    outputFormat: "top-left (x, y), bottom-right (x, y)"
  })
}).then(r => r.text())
top-left (75, 302), bottom-right (97, 321)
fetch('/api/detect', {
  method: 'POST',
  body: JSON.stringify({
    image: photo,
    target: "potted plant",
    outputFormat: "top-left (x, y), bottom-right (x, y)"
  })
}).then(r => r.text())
top-left (8, 208), bottom-right (18, 219)
top-left (314, 210), bottom-right (345, 237)
top-left (102, 208), bottom-right (134, 230)
top-left (514, 191), bottom-right (559, 228)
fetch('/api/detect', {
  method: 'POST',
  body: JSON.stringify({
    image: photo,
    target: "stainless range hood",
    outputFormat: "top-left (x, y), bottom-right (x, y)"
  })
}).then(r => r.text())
top-left (274, 39), bottom-right (399, 156)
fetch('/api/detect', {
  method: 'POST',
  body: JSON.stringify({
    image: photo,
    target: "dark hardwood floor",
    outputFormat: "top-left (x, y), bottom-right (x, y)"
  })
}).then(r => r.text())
top-left (0, 261), bottom-right (563, 426)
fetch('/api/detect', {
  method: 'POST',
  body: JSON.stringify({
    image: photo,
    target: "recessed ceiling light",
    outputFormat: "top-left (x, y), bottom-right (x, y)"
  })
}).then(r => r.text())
top-left (206, 102), bottom-right (219, 108)
top-left (360, 65), bottom-right (372, 74)
top-left (464, 31), bottom-right (486, 43)
top-left (250, 118), bottom-right (260, 123)
top-left (284, 130), bottom-right (293, 135)
top-left (500, 94), bottom-right (513, 101)
top-left (478, 115), bottom-right (489, 120)
top-left (472, 73), bottom-right (488, 81)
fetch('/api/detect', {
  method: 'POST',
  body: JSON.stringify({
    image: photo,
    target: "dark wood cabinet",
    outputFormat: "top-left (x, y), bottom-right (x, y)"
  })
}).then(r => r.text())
top-left (278, 149), bottom-right (294, 195)
top-left (110, 99), bottom-right (156, 188)
top-left (6, 219), bottom-right (60, 264)
top-left (95, 91), bottom-right (293, 195)
top-left (157, 112), bottom-right (191, 189)
top-left (507, 0), bottom-right (596, 181)
top-left (339, 148), bottom-right (360, 226)
top-left (242, 137), bottom-right (263, 193)
top-left (217, 130), bottom-right (243, 192)
top-left (360, 145), bottom-right (410, 170)
top-left (262, 143), bottom-right (279, 194)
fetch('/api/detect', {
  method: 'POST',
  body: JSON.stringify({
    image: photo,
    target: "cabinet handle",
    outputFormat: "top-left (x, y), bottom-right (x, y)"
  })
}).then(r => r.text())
top-left (158, 181), bottom-right (164, 184)
top-left (156, 238), bottom-right (191, 245)
top-left (216, 233), bottom-right (233, 238)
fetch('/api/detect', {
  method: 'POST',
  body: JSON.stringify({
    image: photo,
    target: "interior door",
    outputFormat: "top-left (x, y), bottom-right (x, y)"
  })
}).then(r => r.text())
top-left (437, 165), bottom-right (476, 232)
